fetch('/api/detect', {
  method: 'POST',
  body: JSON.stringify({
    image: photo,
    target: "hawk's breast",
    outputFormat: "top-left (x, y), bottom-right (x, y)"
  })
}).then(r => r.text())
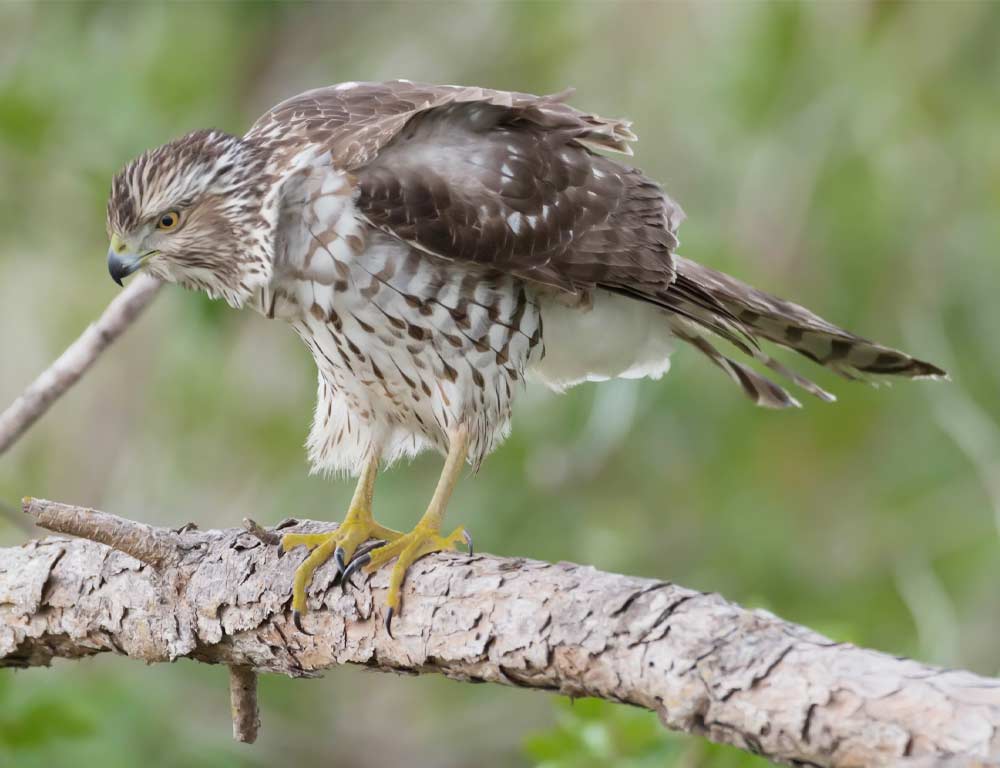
top-left (276, 227), bottom-right (543, 474)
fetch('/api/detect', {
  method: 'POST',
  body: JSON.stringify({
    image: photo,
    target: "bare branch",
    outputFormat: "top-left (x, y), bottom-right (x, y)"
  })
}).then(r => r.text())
top-left (24, 497), bottom-right (180, 568)
top-left (0, 275), bottom-right (161, 456)
top-left (2, 499), bottom-right (998, 766)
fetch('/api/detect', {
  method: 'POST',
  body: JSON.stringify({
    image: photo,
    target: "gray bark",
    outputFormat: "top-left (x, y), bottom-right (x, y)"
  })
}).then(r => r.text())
top-left (2, 499), bottom-right (999, 767)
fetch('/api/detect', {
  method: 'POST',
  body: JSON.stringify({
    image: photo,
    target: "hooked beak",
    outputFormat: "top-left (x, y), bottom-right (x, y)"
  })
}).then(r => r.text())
top-left (108, 234), bottom-right (145, 286)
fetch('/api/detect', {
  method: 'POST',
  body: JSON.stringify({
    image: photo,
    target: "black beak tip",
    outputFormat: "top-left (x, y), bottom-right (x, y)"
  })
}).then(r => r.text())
top-left (107, 252), bottom-right (131, 287)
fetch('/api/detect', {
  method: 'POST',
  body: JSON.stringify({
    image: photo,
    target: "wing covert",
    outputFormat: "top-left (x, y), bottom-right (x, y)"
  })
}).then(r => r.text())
top-left (248, 81), bottom-right (683, 296)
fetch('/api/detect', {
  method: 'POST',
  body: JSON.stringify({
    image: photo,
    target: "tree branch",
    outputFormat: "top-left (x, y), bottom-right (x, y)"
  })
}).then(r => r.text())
top-left (3, 499), bottom-right (998, 766)
top-left (0, 275), bottom-right (161, 456)
top-left (22, 497), bottom-right (181, 568)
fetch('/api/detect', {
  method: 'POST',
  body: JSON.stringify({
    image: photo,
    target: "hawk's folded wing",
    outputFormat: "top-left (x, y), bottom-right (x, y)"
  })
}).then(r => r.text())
top-left (249, 81), bottom-right (683, 296)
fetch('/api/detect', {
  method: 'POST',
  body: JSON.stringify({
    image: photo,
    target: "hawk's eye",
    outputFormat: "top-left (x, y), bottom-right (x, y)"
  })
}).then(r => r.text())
top-left (156, 211), bottom-right (181, 231)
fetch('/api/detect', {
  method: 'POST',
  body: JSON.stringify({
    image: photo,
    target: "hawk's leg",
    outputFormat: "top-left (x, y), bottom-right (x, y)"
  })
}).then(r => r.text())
top-left (281, 454), bottom-right (401, 625)
top-left (363, 425), bottom-right (472, 632)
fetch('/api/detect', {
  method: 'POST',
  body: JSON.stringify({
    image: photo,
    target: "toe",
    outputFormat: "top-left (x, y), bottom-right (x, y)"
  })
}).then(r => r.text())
top-left (383, 562), bottom-right (407, 630)
top-left (281, 532), bottom-right (334, 552)
top-left (290, 534), bottom-right (340, 613)
top-left (441, 526), bottom-right (471, 553)
top-left (363, 537), bottom-right (407, 572)
top-left (361, 523), bottom-right (472, 622)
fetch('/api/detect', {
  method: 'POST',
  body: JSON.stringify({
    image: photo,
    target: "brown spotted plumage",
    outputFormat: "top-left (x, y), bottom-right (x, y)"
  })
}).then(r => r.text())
top-left (104, 81), bottom-right (945, 624)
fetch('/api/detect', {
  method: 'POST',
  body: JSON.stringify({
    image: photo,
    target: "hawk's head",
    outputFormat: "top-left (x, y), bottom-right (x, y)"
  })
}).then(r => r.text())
top-left (106, 129), bottom-right (274, 307)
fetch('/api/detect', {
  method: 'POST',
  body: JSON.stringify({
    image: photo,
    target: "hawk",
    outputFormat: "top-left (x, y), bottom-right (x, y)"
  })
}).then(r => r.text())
top-left (105, 81), bottom-right (944, 631)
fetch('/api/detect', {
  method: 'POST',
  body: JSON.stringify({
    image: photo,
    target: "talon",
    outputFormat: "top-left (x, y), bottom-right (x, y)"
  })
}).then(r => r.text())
top-left (334, 545), bottom-right (347, 575)
top-left (384, 606), bottom-right (394, 637)
top-left (292, 610), bottom-right (312, 636)
top-left (361, 520), bottom-right (472, 623)
top-left (463, 529), bottom-right (474, 555)
top-left (282, 505), bottom-right (402, 627)
top-left (354, 539), bottom-right (386, 559)
top-left (340, 552), bottom-right (371, 590)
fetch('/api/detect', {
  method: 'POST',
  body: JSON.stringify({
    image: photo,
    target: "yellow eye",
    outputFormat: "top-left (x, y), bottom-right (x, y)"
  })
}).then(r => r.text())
top-left (156, 211), bottom-right (180, 231)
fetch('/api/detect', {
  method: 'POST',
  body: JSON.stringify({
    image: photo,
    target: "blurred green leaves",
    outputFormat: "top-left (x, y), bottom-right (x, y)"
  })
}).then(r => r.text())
top-left (0, 673), bottom-right (93, 753)
top-left (0, 83), bottom-right (54, 154)
top-left (525, 698), bottom-right (771, 768)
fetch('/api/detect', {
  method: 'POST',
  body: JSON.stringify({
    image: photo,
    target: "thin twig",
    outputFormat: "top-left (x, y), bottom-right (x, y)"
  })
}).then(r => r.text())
top-left (0, 275), bottom-right (161, 456)
top-left (242, 517), bottom-right (281, 546)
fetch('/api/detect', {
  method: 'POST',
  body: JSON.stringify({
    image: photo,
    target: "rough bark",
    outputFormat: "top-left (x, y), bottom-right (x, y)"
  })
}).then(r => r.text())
top-left (0, 274), bottom-right (161, 456)
top-left (2, 499), bottom-right (998, 767)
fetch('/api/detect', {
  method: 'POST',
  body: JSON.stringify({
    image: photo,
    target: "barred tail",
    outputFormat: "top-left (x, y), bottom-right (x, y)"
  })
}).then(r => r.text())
top-left (662, 256), bottom-right (946, 408)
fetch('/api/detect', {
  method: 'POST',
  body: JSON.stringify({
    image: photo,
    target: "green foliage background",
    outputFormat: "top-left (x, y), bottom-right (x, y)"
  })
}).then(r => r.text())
top-left (1, 2), bottom-right (998, 766)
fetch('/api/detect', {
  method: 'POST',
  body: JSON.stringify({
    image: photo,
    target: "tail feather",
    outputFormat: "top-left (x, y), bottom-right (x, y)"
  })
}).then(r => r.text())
top-left (663, 256), bottom-right (945, 407)
top-left (753, 348), bottom-right (837, 402)
top-left (674, 256), bottom-right (946, 380)
top-left (608, 278), bottom-right (756, 353)
top-left (668, 320), bottom-right (801, 409)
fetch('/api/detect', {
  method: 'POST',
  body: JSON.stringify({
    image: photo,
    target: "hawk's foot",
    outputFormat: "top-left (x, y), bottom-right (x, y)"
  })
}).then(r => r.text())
top-left (363, 523), bottom-right (473, 633)
top-left (282, 510), bottom-right (401, 628)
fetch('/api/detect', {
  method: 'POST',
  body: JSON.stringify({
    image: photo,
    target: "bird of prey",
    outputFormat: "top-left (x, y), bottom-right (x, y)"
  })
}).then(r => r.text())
top-left (105, 81), bottom-right (944, 631)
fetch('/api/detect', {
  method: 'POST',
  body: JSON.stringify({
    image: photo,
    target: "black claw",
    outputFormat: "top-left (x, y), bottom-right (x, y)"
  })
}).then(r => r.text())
top-left (355, 538), bottom-right (386, 559)
top-left (334, 546), bottom-right (347, 575)
top-left (340, 538), bottom-right (386, 591)
top-left (340, 553), bottom-right (370, 590)
top-left (463, 530), bottom-right (474, 556)
top-left (384, 607), bottom-right (394, 638)
top-left (292, 610), bottom-right (312, 636)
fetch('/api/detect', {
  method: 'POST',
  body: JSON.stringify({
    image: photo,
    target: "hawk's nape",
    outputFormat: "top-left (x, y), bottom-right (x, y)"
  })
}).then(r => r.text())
top-left (104, 80), bottom-right (945, 631)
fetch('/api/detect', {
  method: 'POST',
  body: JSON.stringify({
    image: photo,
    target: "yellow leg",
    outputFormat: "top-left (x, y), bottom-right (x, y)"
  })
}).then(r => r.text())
top-left (281, 454), bottom-right (401, 626)
top-left (364, 426), bottom-right (472, 633)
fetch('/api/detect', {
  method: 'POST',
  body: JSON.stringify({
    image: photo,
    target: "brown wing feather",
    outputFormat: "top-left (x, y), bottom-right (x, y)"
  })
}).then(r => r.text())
top-left (247, 80), bottom-right (640, 169)
top-left (249, 81), bottom-right (682, 297)
top-left (356, 101), bottom-right (679, 293)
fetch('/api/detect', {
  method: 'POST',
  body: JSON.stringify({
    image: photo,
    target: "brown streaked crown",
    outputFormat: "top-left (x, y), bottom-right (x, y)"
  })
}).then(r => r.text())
top-left (107, 129), bottom-right (259, 234)
top-left (106, 129), bottom-right (276, 306)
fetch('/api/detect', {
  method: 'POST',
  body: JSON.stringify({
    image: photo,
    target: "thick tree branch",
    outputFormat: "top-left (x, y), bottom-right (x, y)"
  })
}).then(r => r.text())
top-left (2, 499), bottom-right (998, 766)
top-left (0, 275), bottom-right (161, 456)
